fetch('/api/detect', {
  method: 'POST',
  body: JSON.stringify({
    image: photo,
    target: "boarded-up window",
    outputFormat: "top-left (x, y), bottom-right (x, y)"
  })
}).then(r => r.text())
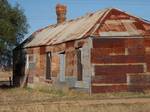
top-left (46, 52), bottom-right (51, 79)
top-left (28, 54), bottom-right (36, 69)
top-left (76, 48), bottom-right (83, 81)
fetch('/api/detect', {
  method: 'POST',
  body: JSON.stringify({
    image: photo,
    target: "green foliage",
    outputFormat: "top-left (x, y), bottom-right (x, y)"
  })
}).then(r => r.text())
top-left (0, 0), bottom-right (29, 67)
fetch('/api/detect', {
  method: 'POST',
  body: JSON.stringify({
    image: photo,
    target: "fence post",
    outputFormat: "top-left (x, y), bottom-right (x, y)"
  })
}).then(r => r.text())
top-left (9, 77), bottom-right (12, 87)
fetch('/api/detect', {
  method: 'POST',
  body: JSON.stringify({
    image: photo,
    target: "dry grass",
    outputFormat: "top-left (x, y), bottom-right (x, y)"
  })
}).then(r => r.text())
top-left (0, 70), bottom-right (12, 87)
top-left (1, 103), bottom-right (150, 112)
top-left (1, 71), bottom-right (150, 112)
top-left (34, 85), bottom-right (150, 100)
top-left (1, 88), bottom-right (150, 112)
top-left (0, 70), bottom-right (12, 76)
top-left (0, 71), bottom-right (12, 80)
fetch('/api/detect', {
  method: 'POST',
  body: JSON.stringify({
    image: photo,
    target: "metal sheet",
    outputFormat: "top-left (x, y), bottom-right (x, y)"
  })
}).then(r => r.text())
top-left (24, 8), bottom-right (150, 48)
top-left (24, 9), bottom-right (109, 48)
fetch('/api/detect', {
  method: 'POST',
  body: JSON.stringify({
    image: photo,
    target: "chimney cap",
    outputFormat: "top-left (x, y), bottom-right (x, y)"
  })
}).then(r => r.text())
top-left (56, 3), bottom-right (66, 7)
top-left (56, 4), bottom-right (67, 13)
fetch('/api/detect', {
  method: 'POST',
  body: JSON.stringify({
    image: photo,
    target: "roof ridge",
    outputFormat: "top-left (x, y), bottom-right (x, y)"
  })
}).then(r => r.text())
top-left (31, 7), bottom-right (150, 38)
top-left (110, 8), bottom-right (150, 24)
top-left (32, 8), bottom-right (110, 35)
top-left (23, 7), bottom-right (150, 48)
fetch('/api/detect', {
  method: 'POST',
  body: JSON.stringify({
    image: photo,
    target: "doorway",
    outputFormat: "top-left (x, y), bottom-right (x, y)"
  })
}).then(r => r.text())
top-left (59, 52), bottom-right (65, 82)
top-left (76, 48), bottom-right (83, 81)
top-left (46, 52), bottom-right (51, 80)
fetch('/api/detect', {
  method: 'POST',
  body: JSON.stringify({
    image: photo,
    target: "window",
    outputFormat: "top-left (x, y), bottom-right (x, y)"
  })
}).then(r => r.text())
top-left (76, 48), bottom-right (83, 81)
top-left (27, 54), bottom-right (36, 69)
top-left (46, 52), bottom-right (51, 80)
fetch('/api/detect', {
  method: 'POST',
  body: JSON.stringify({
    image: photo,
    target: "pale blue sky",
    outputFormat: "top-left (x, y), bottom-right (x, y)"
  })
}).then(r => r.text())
top-left (8, 0), bottom-right (150, 39)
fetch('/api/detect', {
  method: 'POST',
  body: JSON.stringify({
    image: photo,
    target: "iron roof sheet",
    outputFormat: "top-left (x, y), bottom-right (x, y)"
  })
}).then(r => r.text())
top-left (24, 8), bottom-right (150, 48)
top-left (24, 9), bottom-right (109, 48)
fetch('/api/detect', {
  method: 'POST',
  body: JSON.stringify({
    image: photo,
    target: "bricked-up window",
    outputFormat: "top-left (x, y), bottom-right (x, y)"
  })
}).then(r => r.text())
top-left (76, 48), bottom-right (83, 81)
top-left (28, 54), bottom-right (36, 69)
top-left (46, 52), bottom-right (51, 80)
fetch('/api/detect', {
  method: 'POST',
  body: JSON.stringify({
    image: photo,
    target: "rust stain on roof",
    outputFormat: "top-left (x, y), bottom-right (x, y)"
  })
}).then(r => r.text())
top-left (24, 8), bottom-right (109, 48)
top-left (24, 8), bottom-right (150, 48)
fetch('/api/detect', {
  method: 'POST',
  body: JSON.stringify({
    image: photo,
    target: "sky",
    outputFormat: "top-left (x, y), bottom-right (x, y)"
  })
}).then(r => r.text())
top-left (8, 0), bottom-right (150, 39)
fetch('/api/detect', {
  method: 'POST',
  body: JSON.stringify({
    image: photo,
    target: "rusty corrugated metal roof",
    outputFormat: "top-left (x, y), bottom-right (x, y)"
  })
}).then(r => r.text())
top-left (24, 8), bottom-right (150, 48)
top-left (24, 8), bottom-right (110, 48)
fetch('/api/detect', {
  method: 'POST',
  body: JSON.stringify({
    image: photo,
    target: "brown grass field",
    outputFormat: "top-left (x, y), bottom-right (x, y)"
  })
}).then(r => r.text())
top-left (1, 88), bottom-right (150, 112)
top-left (0, 71), bottom-right (12, 87)
top-left (1, 72), bottom-right (150, 112)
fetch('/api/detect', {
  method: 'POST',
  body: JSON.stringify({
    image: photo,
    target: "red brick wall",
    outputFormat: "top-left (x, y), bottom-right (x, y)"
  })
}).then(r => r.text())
top-left (94, 9), bottom-right (150, 36)
top-left (24, 39), bottom-right (87, 85)
top-left (91, 38), bottom-right (150, 93)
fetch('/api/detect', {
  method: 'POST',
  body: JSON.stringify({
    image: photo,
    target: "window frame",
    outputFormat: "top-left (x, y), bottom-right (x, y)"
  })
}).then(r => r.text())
top-left (28, 54), bottom-right (36, 69)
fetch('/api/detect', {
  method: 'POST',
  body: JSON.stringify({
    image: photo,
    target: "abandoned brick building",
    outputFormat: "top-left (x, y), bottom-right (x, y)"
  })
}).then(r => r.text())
top-left (13, 4), bottom-right (150, 93)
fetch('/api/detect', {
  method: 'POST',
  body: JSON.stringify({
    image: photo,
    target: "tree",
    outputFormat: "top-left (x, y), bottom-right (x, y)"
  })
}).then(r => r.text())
top-left (0, 0), bottom-right (28, 69)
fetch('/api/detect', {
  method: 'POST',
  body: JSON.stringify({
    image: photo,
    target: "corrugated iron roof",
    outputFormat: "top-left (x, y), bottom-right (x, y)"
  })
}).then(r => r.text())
top-left (24, 8), bottom-right (150, 48)
top-left (24, 8), bottom-right (110, 48)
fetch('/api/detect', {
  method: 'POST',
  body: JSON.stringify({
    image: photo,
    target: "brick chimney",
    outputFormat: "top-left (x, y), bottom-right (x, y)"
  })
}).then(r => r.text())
top-left (56, 4), bottom-right (67, 24)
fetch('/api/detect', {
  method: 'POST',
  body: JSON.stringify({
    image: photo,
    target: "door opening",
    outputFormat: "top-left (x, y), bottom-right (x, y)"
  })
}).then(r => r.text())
top-left (46, 52), bottom-right (51, 80)
top-left (59, 52), bottom-right (65, 82)
top-left (76, 48), bottom-right (83, 81)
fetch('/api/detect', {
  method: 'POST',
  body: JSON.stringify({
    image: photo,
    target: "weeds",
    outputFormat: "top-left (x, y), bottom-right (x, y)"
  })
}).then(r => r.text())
top-left (1, 88), bottom-right (150, 112)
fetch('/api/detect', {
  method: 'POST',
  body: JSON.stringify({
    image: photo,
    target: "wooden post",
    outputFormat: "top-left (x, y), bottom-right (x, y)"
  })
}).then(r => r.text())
top-left (9, 76), bottom-right (12, 87)
top-left (21, 70), bottom-right (29, 88)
